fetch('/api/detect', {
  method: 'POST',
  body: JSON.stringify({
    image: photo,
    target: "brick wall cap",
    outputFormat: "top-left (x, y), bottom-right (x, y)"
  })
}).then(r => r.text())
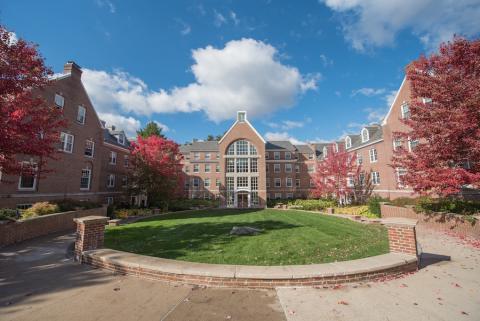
top-left (74, 216), bottom-right (109, 224)
top-left (382, 217), bottom-right (418, 227)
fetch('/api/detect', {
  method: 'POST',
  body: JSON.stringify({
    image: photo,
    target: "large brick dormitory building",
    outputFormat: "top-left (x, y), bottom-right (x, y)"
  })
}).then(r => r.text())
top-left (1, 61), bottom-right (431, 210)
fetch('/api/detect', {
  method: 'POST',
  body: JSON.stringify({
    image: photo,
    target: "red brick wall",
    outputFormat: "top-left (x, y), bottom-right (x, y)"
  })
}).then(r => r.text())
top-left (381, 204), bottom-right (480, 238)
top-left (0, 206), bottom-right (107, 248)
top-left (74, 216), bottom-right (109, 261)
top-left (386, 222), bottom-right (418, 256)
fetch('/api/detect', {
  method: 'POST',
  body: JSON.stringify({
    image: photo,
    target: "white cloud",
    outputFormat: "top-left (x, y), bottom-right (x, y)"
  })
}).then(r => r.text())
top-left (384, 90), bottom-right (398, 107)
top-left (319, 54), bottom-right (333, 67)
top-left (320, 0), bottom-right (480, 51)
top-left (230, 11), bottom-right (240, 25)
top-left (364, 107), bottom-right (385, 123)
top-left (267, 120), bottom-right (306, 130)
top-left (213, 10), bottom-right (227, 27)
top-left (82, 38), bottom-right (317, 123)
top-left (95, 0), bottom-right (116, 13)
top-left (176, 19), bottom-right (191, 36)
top-left (264, 131), bottom-right (305, 145)
top-left (352, 87), bottom-right (385, 97)
top-left (154, 121), bottom-right (170, 133)
top-left (99, 113), bottom-right (141, 138)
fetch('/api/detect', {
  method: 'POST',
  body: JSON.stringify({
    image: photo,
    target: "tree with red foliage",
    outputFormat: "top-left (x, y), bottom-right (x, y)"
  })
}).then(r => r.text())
top-left (0, 26), bottom-right (65, 180)
top-left (392, 37), bottom-right (480, 196)
top-left (129, 135), bottom-right (184, 207)
top-left (312, 145), bottom-right (364, 204)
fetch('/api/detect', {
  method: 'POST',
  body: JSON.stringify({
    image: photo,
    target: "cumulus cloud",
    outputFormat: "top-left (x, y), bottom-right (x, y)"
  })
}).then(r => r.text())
top-left (352, 87), bottom-right (385, 97)
top-left (82, 38), bottom-right (317, 123)
top-left (266, 120), bottom-right (306, 130)
top-left (320, 0), bottom-right (480, 51)
top-left (99, 113), bottom-right (141, 138)
top-left (95, 0), bottom-right (116, 13)
top-left (264, 131), bottom-right (305, 145)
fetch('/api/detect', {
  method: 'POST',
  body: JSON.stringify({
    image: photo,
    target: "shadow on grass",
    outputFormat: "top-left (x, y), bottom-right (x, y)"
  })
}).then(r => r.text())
top-left (138, 208), bottom-right (266, 223)
top-left (105, 219), bottom-right (299, 259)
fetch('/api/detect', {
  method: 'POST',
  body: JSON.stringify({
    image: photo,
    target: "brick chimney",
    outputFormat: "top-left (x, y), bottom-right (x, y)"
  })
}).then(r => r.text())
top-left (63, 61), bottom-right (82, 79)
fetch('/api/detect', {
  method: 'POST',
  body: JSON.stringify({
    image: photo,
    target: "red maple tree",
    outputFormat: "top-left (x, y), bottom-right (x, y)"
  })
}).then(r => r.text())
top-left (311, 145), bottom-right (361, 204)
top-left (129, 135), bottom-right (184, 207)
top-left (0, 26), bottom-right (65, 179)
top-left (392, 37), bottom-right (480, 196)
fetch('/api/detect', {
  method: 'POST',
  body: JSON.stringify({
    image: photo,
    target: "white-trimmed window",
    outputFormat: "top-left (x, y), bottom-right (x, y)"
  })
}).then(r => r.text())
top-left (274, 164), bottom-right (280, 173)
top-left (216, 179), bottom-right (221, 187)
top-left (251, 177), bottom-right (258, 191)
top-left (396, 168), bottom-right (407, 188)
top-left (107, 174), bottom-right (115, 188)
top-left (193, 178), bottom-right (200, 188)
top-left (80, 168), bottom-right (91, 190)
top-left (18, 162), bottom-right (37, 190)
top-left (204, 178), bottom-right (211, 188)
top-left (274, 152), bottom-right (280, 160)
top-left (118, 134), bottom-right (125, 145)
top-left (226, 159), bottom-right (234, 173)
top-left (334, 143), bottom-right (339, 152)
top-left (285, 152), bottom-right (291, 160)
top-left (250, 158), bottom-right (258, 172)
top-left (216, 153), bottom-right (220, 159)
top-left (408, 138), bottom-right (419, 152)
top-left (308, 153), bottom-right (314, 160)
top-left (285, 163), bottom-right (292, 173)
top-left (205, 164), bottom-right (211, 173)
top-left (275, 178), bottom-right (281, 187)
top-left (422, 97), bottom-right (432, 104)
top-left (77, 106), bottom-right (86, 124)
top-left (60, 132), bottom-right (74, 153)
top-left (205, 153), bottom-right (211, 160)
top-left (236, 158), bottom-right (248, 173)
top-left (345, 136), bottom-right (352, 149)
top-left (237, 177), bottom-right (248, 188)
top-left (295, 165), bottom-right (300, 173)
top-left (323, 146), bottom-right (328, 158)
top-left (275, 193), bottom-right (282, 200)
top-left (238, 111), bottom-right (246, 122)
top-left (361, 128), bottom-right (369, 143)
top-left (371, 171), bottom-right (380, 185)
top-left (194, 152), bottom-right (200, 160)
top-left (286, 177), bottom-right (293, 187)
top-left (393, 138), bottom-right (402, 151)
top-left (401, 103), bottom-right (410, 119)
top-left (295, 179), bottom-right (300, 187)
top-left (54, 93), bottom-right (64, 108)
top-left (216, 164), bottom-right (220, 173)
top-left (84, 140), bottom-right (94, 157)
top-left (347, 175), bottom-right (354, 187)
top-left (193, 164), bottom-right (199, 173)
top-left (109, 151), bottom-right (117, 165)
top-left (369, 148), bottom-right (378, 163)
top-left (356, 154), bottom-right (363, 165)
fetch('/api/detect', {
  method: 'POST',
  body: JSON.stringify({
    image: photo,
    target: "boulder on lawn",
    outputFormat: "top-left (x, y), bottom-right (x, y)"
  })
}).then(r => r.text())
top-left (230, 226), bottom-right (263, 236)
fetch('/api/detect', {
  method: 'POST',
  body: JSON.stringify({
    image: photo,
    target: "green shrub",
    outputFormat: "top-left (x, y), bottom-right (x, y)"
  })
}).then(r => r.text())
top-left (168, 199), bottom-right (219, 211)
top-left (415, 197), bottom-right (480, 215)
top-left (389, 197), bottom-right (418, 207)
top-left (22, 202), bottom-right (59, 219)
top-left (282, 199), bottom-right (337, 211)
top-left (333, 205), bottom-right (379, 218)
top-left (0, 208), bottom-right (18, 221)
top-left (368, 196), bottom-right (390, 216)
top-left (53, 199), bottom-right (100, 212)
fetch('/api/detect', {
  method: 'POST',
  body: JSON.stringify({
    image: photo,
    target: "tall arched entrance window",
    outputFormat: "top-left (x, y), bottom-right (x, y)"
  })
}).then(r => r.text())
top-left (225, 139), bottom-right (259, 208)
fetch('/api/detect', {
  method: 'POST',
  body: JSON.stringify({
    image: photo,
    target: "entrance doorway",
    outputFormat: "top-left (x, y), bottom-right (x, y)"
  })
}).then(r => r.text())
top-left (237, 192), bottom-right (248, 208)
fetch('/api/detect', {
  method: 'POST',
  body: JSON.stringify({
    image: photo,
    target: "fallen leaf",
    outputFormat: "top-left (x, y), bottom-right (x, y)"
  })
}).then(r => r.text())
top-left (113, 288), bottom-right (120, 292)
top-left (338, 300), bottom-right (349, 305)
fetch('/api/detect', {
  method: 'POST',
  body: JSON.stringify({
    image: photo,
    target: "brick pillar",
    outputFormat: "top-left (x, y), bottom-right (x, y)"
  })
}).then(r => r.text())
top-left (383, 218), bottom-right (418, 257)
top-left (74, 216), bottom-right (109, 261)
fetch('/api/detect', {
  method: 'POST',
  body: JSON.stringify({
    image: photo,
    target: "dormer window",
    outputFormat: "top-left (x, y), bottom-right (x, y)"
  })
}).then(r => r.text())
top-left (323, 146), bottom-right (328, 158)
top-left (118, 134), bottom-right (125, 145)
top-left (401, 103), bottom-right (410, 119)
top-left (334, 143), bottom-right (339, 153)
top-left (361, 128), bottom-right (369, 143)
top-left (237, 111), bottom-right (246, 122)
top-left (345, 136), bottom-right (352, 149)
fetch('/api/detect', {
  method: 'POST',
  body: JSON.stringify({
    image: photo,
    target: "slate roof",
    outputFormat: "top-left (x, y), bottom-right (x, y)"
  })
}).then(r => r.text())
top-left (294, 144), bottom-right (314, 154)
top-left (103, 128), bottom-right (130, 149)
top-left (345, 124), bottom-right (383, 150)
top-left (180, 141), bottom-right (219, 153)
top-left (265, 141), bottom-right (296, 151)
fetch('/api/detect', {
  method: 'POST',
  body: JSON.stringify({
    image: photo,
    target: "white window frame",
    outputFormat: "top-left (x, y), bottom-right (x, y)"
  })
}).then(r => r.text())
top-left (323, 146), bottom-right (328, 158)
top-left (205, 164), bottom-right (211, 173)
top-left (194, 152), bottom-right (200, 160)
top-left (216, 164), bottom-right (220, 173)
top-left (204, 178), bottom-right (211, 188)
top-left (408, 138), bottom-right (419, 152)
top-left (60, 132), bottom-right (74, 153)
top-left (193, 164), bottom-right (199, 173)
top-left (371, 171), bottom-right (380, 185)
top-left (205, 153), bottom-right (211, 160)
top-left (345, 136), bottom-right (352, 149)
top-left (107, 174), bottom-right (115, 188)
top-left (275, 193), bottom-right (282, 200)
top-left (77, 106), bottom-right (86, 124)
top-left (109, 151), bottom-right (117, 165)
top-left (295, 179), bottom-right (300, 187)
top-left (393, 138), bottom-right (402, 151)
top-left (286, 177), bottom-right (293, 188)
top-left (285, 152), bottom-right (291, 160)
top-left (274, 178), bottom-right (281, 188)
top-left (396, 168), bottom-right (407, 188)
top-left (18, 162), bottom-right (37, 191)
top-left (369, 148), bottom-right (378, 163)
top-left (274, 164), bottom-right (280, 173)
top-left (401, 102), bottom-right (410, 119)
top-left (84, 140), bottom-right (95, 157)
top-left (80, 168), bottom-right (92, 190)
top-left (274, 152), bottom-right (280, 160)
top-left (285, 163), bottom-right (292, 173)
top-left (361, 128), bottom-right (369, 143)
top-left (54, 93), bottom-right (64, 108)
top-left (286, 193), bottom-right (293, 199)
top-left (356, 153), bottom-right (363, 165)
top-left (106, 197), bottom-right (114, 205)
top-left (295, 165), bottom-right (300, 173)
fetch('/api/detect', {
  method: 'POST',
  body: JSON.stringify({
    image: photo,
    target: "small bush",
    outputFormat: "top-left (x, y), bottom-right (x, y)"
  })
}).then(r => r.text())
top-left (333, 205), bottom-right (379, 218)
top-left (22, 202), bottom-right (59, 219)
top-left (0, 208), bottom-right (18, 221)
top-left (368, 196), bottom-right (390, 216)
top-left (415, 197), bottom-right (480, 215)
top-left (281, 199), bottom-right (337, 211)
top-left (53, 199), bottom-right (100, 212)
top-left (168, 199), bottom-right (219, 211)
top-left (389, 197), bottom-right (418, 207)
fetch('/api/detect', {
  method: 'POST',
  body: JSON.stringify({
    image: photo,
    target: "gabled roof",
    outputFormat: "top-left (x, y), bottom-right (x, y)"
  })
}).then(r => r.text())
top-left (218, 111), bottom-right (266, 144)
top-left (294, 144), bottom-right (314, 154)
top-left (180, 141), bottom-right (219, 153)
top-left (103, 128), bottom-right (131, 149)
top-left (266, 141), bottom-right (296, 151)
top-left (382, 77), bottom-right (406, 126)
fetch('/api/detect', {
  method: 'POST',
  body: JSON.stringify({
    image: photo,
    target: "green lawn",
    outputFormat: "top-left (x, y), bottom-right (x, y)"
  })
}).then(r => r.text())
top-left (104, 209), bottom-right (389, 266)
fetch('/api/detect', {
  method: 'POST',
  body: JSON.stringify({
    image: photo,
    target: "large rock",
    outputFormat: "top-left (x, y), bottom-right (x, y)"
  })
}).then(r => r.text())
top-left (230, 226), bottom-right (263, 236)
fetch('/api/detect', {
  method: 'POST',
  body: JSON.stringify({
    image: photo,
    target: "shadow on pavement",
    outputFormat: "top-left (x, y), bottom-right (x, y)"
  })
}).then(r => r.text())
top-left (419, 252), bottom-right (451, 269)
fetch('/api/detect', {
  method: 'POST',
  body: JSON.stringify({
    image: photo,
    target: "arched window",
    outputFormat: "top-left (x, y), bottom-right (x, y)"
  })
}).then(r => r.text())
top-left (345, 136), bottom-right (352, 149)
top-left (361, 128), bottom-right (369, 143)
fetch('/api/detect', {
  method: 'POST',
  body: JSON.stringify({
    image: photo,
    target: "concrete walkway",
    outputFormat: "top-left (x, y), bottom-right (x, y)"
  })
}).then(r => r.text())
top-left (1, 228), bottom-right (479, 321)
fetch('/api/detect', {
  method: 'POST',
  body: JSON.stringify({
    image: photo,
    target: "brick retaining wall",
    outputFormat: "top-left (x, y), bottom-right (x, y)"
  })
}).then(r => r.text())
top-left (0, 206), bottom-right (107, 248)
top-left (380, 204), bottom-right (480, 238)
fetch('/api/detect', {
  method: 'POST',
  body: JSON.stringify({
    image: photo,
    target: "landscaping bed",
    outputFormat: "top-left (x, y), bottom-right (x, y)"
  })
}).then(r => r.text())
top-left (104, 208), bottom-right (389, 266)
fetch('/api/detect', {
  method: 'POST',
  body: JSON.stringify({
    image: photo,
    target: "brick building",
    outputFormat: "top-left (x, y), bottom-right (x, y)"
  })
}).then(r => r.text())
top-left (180, 79), bottom-right (420, 208)
top-left (0, 62), bottom-right (131, 209)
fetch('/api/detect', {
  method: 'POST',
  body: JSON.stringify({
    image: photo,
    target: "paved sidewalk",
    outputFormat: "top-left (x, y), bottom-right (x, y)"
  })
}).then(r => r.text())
top-left (1, 228), bottom-right (479, 321)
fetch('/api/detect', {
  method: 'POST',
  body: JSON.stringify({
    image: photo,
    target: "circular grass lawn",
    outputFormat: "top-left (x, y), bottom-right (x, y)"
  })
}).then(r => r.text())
top-left (104, 209), bottom-right (389, 266)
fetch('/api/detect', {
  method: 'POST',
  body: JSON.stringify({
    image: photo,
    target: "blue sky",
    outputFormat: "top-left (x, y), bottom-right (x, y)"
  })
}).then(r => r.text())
top-left (2, 0), bottom-right (479, 144)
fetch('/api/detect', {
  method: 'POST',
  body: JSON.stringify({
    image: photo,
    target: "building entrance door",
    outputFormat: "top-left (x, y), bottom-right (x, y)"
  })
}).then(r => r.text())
top-left (237, 192), bottom-right (248, 208)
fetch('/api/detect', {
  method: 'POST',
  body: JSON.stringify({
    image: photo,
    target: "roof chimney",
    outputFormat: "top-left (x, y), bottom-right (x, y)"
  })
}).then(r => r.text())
top-left (63, 61), bottom-right (82, 79)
